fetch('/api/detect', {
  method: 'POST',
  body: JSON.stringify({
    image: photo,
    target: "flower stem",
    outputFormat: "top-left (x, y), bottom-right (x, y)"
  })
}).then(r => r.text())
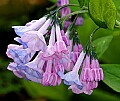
top-left (61, 10), bottom-right (88, 22)
top-left (57, 4), bottom-right (80, 11)
top-left (89, 27), bottom-right (100, 44)
top-left (84, 27), bottom-right (100, 53)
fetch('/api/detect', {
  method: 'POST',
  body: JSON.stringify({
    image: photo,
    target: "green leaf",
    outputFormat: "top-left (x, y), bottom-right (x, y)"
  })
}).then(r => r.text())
top-left (113, 0), bottom-right (120, 10)
top-left (89, 0), bottom-right (116, 29)
top-left (80, 88), bottom-right (120, 101)
top-left (78, 0), bottom-right (84, 8)
top-left (92, 35), bottom-right (113, 58)
top-left (100, 32), bottom-right (120, 64)
top-left (101, 64), bottom-right (120, 92)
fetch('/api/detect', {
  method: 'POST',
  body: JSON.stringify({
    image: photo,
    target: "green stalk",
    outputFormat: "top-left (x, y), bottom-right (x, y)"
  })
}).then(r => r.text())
top-left (61, 10), bottom-right (88, 22)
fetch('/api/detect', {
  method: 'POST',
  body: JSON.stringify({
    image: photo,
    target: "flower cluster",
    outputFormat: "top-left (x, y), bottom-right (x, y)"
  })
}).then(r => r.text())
top-left (6, 0), bottom-right (104, 95)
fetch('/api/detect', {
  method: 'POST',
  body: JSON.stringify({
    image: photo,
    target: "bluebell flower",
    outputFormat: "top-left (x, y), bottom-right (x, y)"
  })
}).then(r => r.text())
top-left (14, 37), bottom-right (28, 48)
top-left (58, 51), bottom-right (86, 90)
top-left (6, 44), bottom-right (35, 64)
top-left (7, 62), bottom-right (43, 83)
top-left (58, 70), bottom-right (83, 90)
top-left (21, 31), bottom-right (47, 51)
top-left (12, 16), bottom-right (47, 37)
top-left (12, 26), bottom-right (31, 37)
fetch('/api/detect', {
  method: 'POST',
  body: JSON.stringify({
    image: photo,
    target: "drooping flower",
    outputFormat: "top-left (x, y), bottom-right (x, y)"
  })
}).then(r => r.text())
top-left (58, 0), bottom-right (71, 18)
top-left (20, 18), bottom-right (52, 51)
top-left (7, 62), bottom-right (43, 83)
top-left (60, 6), bottom-right (71, 18)
top-left (53, 58), bottom-right (64, 74)
top-left (58, 51), bottom-right (86, 90)
top-left (90, 59), bottom-right (104, 81)
top-left (55, 24), bottom-right (68, 53)
top-left (78, 53), bottom-right (104, 94)
top-left (80, 55), bottom-right (104, 82)
top-left (80, 55), bottom-right (91, 82)
top-left (68, 83), bottom-right (93, 95)
top-left (42, 59), bottom-right (59, 86)
top-left (6, 44), bottom-right (35, 64)
top-left (71, 43), bottom-right (83, 64)
top-left (12, 16), bottom-right (47, 37)
top-left (21, 31), bottom-right (47, 51)
top-left (25, 51), bottom-right (45, 73)
top-left (41, 25), bottom-right (56, 58)
top-left (57, 0), bottom-right (61, 7)
top-left (75, 16), bottom-right (84, 26)
top-left (64, 21), bottom-right (72, 31)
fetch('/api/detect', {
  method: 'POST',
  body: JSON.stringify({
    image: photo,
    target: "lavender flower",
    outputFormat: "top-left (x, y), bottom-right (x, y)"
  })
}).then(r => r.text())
top-left (68, 84), bottom-right (93, 95)
top-left (80, 55), bottom-right (104, 82)
top-left (58, 51), bottom-right (86, 89)
top-left (7, 62), bottom-right (43, 83)
top-left (42, 59), bottom-right (61, 86)
top-left (6, 44), bottom-right (34, 64)
top-left (12, 16), bottom-right (47, 36)
top-left (21, 31), bottom-right (47, 51)
top-left (41, 25), bottom-right (56, 58)
top-left (71, 44), bottom-right (83, 64)
top-left (57, 0), bottom-right (61, 7)
top-left (75, 16), bottom-right (84, 26)
top-left (53, 58), bottom-right (64, 73)
top-left (58, 0), bottom-right (71, 17)
top-left (61, 7), bottom-right (71, 18)
top-left (80, 55), bottom-right (91, 82)
top-left (64, 21), bottom-right (72, 31)
top-left (78, 54), bottom-right (104, 94)
top-left (25, 52), bottom-right (45, 73)
top-left (55, 24), bottom-right (68, 53)
top-left (90, 59), bottom-right (104, 81)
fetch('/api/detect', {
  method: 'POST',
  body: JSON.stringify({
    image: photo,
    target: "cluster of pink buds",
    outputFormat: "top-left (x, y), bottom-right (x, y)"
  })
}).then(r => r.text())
top-left (6, 0), bottom-right (104, 95)
top-left (69, 50), bottom-right (104, 95)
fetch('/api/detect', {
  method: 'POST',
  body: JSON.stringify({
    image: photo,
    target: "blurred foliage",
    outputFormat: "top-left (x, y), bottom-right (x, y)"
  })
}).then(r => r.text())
top-left (22, 81), bottom-right (72, 101)
top-left (0, 59), bottom-right (22, 94)
top-left (0, 0), bottom-right (120, 101)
